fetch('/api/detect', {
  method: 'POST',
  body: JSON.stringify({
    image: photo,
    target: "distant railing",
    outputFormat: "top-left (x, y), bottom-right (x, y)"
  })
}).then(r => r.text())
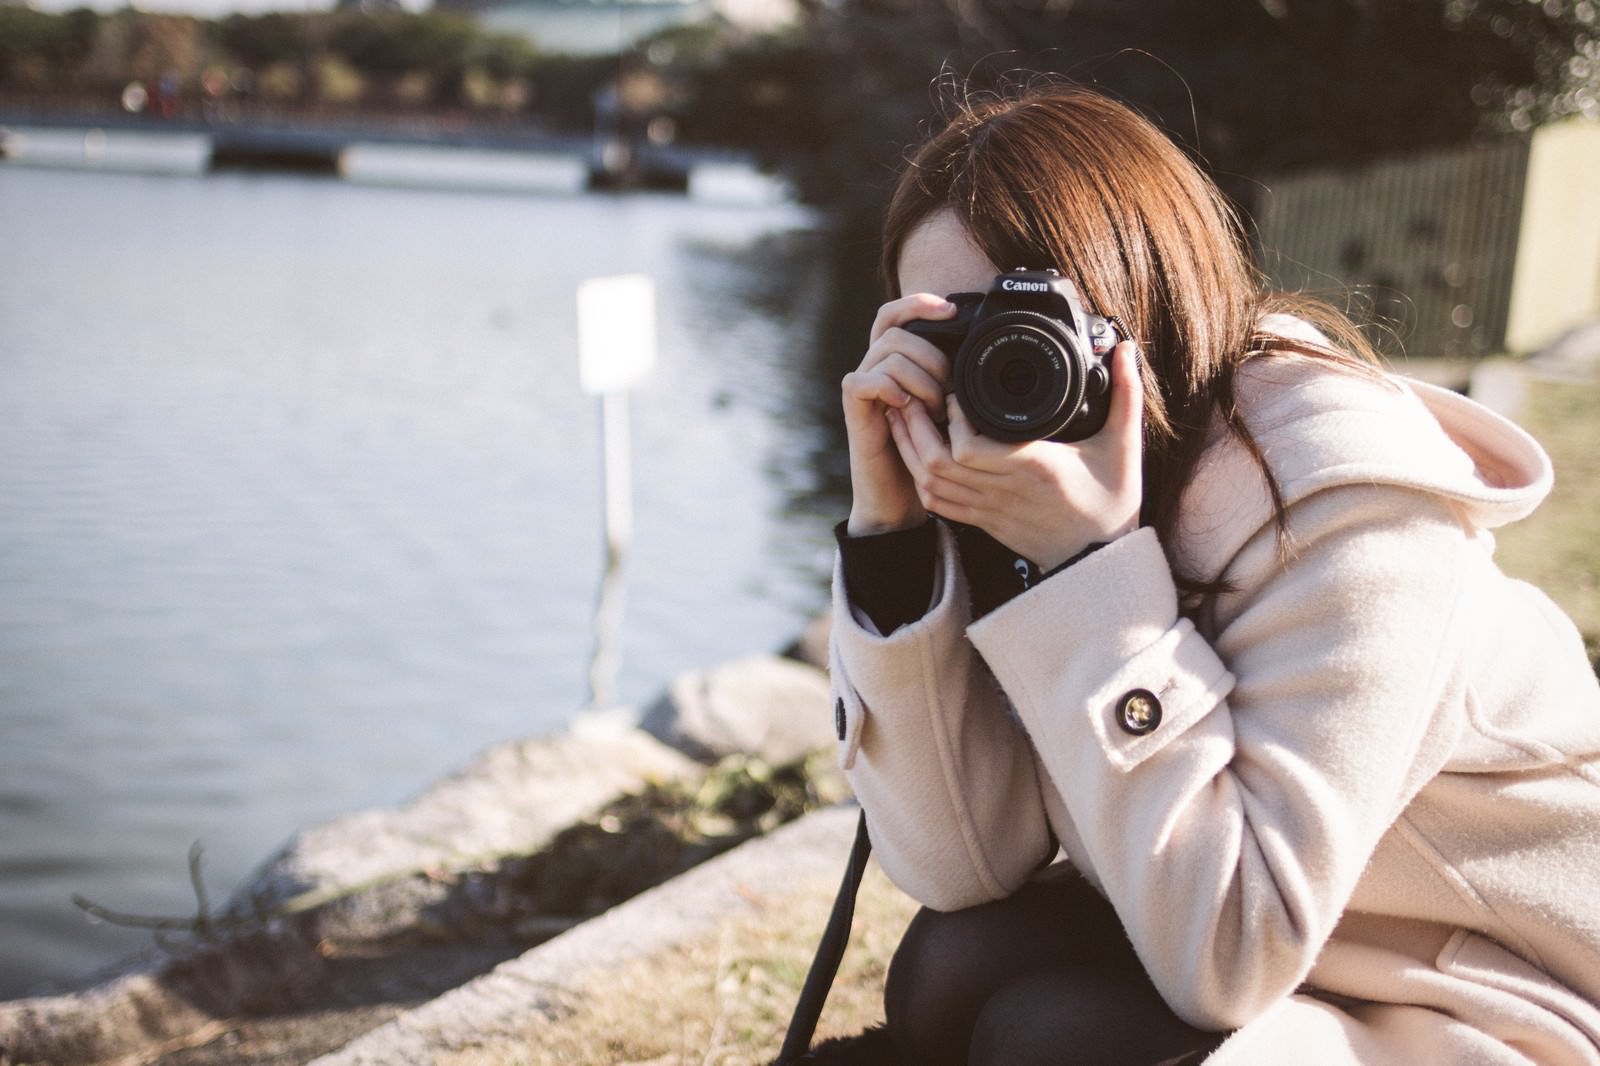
top-left (2, 92), bottom-right (760, 194)
top-left (1252, 136), bottom-right (1533, 361)
top-left (0, 91), bottom-right (583, 152)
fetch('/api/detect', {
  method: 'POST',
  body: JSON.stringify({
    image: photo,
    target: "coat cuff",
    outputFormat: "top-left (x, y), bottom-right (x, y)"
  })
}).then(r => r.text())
top-left (829, 525), bottom-right (965, 768)
top-left (967, 528), bottom-right (1234, 772)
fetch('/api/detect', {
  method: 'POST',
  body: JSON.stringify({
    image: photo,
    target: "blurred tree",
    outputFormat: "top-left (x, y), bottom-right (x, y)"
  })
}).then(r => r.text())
top-left (124, 13), bottom-right (204, 92)
top-left (215, 12), bottom-right (310, 72)
top-left (325, 10), bottom-right (475, 103)
top-left (0, 5), bottom-right (98, 88)
top-left (473, 30), bottom-right (541, 83)
top-left (431, 25), bottom-right (539, 107)
top-left (524, 53), bottom-right (619, 131)
top-left (1443, 0), bottom-right (1600, 130)
top-left (682, 0), bottom-right (1600, 208)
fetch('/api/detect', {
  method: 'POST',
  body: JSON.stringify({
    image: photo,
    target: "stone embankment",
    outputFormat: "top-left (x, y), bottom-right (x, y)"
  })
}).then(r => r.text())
top-left (0, 616), bottom-right (858, 1065)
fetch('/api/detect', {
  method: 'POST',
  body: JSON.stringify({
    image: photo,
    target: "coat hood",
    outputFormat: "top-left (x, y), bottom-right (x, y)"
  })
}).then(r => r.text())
top-left (1173, 350), bottom-right (1553, 582)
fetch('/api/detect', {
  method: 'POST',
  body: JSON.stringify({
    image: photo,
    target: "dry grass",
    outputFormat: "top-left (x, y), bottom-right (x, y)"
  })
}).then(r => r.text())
top-left (1489, 375), bottom-right (1600, 654)
top-left (438, 860), bottom-right (917, 1066)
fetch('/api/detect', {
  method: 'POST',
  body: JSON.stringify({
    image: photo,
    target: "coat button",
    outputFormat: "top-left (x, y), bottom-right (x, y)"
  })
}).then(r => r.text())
top-left (834, 697), bottom-right (848, 741)
top-left (1117, 689), bottom-right (1162, 735)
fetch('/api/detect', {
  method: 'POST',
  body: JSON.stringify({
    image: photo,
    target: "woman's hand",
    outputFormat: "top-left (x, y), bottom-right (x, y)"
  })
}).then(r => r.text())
top-left (887, 341), bottom-right (1145, 569)
top-left (841, 293), bottom-right (959, 535)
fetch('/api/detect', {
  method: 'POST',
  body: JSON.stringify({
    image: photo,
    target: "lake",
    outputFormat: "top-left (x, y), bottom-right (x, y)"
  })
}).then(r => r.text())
top-left (0, 132), bottom-right (848, 997)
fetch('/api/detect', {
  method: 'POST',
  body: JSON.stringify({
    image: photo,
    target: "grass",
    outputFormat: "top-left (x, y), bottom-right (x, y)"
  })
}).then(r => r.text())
top-left (407, 749), bottom-right (916, 1066)
top-left (1486, 374), bottom-right (1600, 657)
top-left (438, 863), bottom-right (916, 1066)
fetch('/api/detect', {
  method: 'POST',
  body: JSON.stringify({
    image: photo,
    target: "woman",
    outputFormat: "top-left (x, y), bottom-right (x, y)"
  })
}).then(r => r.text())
top-left (830, 83), bottom-right (1600, 1065)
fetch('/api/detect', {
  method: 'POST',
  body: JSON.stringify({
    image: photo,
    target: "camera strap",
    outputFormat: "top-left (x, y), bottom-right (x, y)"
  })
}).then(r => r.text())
top-left (774, 808), bottom-right (873, 1064)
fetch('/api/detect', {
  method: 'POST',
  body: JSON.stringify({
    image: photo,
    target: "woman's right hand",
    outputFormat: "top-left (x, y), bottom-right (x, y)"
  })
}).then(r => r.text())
top-left (841, 293), bottom-right (957, 535)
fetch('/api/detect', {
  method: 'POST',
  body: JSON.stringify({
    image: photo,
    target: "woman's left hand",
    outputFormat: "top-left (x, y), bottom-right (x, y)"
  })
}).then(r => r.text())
top-left (887, 341), bottom-right (1145, 570)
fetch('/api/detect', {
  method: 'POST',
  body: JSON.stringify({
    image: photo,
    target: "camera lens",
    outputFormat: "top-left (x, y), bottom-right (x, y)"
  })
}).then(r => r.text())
top-left (954, 316), bottom-right (1083, 442)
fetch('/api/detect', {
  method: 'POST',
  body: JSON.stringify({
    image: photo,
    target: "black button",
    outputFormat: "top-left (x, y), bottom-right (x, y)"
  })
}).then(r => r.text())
top-left (835, 697), bottom-right (847, 741)
top-left (1116, 689), bottom-right (1162, 735)
top-left (1086, 364), bottom-right (1111, 396)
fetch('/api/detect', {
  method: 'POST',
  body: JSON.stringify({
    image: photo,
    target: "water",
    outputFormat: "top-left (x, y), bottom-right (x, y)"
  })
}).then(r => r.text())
top-left (0, 138), bottom-right (847, 997)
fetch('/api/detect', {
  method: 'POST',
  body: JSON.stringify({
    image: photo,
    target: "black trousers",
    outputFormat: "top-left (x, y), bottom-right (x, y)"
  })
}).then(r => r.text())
top-left (884, 869), bottom-right (1229, 1066)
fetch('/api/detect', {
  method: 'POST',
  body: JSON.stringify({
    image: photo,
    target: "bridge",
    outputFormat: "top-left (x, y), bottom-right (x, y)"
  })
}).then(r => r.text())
top-left (0, 104), bottom-right (744, 191)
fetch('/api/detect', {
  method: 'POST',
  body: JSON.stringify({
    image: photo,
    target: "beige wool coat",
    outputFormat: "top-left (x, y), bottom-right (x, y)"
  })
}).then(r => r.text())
top-left (828, 350), bottom-right (1600, 1063)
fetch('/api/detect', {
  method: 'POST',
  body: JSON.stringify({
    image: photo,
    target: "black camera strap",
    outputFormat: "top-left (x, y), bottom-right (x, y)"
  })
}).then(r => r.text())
top-left (774, 809), bottom-right (873, 1065)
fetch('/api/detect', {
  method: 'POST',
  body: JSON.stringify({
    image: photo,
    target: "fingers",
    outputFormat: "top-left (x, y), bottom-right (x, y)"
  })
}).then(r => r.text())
top-left (870, 292), bottom-right (956, 343)
top-left (845, 329), bottom-right (954, 424)
top-left (888, 402), bottom-right (988, 518)
top-left (843, 344), bottom-right (945, 415)
top-left (943, 394), bottom-right (1024, 471)
top-left (1103, 341), bottom-right (1144, 455)
top-left (843, 292), bottom-right (962, 418)
top-left (874, 341), bottom-right (1146, 563)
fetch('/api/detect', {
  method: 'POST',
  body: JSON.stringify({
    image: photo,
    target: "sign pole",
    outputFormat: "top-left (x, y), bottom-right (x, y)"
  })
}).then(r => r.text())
top-left (587, 387), bottom-right (631, 714)
top-left (576, 274), bottom-right (656, 715)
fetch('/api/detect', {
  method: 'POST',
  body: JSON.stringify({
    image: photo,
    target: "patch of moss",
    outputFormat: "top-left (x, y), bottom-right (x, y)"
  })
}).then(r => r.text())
top-left (499, 751), bottom-right (851, 930)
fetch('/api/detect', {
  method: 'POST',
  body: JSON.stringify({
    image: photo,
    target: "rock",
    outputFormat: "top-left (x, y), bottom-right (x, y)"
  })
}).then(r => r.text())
top-left (242, 720), bottom-right (704, 940)
top-left (782, 608), bottom-right (834, 670)
top-left (1529, 317), bottom-right (1600, 381)
top-left (640, 654), bottom-right (835, 766)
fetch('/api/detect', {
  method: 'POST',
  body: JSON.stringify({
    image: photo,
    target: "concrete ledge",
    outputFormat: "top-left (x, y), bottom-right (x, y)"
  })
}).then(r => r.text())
top-left (310, 804), bottom-right (861, 1064)
top-left (242, 715), bottom-right (707, 937)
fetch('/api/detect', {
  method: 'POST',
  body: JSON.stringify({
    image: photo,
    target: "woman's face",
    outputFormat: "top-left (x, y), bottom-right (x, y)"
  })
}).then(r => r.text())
top-left (897, 209), bottom-right (1000, 299)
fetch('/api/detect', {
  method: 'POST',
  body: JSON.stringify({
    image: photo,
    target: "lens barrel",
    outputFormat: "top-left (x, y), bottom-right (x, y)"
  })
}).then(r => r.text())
top-left (954, 312), bottom-right (1087, 442)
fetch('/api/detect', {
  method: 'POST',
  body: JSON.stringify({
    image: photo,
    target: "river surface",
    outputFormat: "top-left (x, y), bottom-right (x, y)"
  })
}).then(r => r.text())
top-left (0, 132), bottom-right (847, 997)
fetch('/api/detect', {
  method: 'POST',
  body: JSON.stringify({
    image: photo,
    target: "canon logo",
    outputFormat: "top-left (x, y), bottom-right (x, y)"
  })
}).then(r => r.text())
top-left (1001, 278), bottom-right (1049, 292)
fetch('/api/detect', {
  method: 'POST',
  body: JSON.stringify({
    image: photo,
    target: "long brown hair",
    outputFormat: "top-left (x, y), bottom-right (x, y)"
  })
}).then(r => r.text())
top-left (881, 83), bottom-right (1380, 581)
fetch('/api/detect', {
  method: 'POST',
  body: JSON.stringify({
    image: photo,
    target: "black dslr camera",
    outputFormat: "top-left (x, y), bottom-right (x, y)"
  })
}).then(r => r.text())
top-left (905, 269), bottom-right (1122, 443)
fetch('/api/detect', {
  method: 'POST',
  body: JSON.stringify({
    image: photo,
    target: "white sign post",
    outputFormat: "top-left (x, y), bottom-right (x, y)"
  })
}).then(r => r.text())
top-left (577, 274), bottom-right (656, 715)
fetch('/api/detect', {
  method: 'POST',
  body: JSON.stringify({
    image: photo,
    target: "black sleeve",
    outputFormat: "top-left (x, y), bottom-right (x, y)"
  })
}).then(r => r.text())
top-left (952, 523), bottom-right (1108, 620)
top-left (834, 520), bottom-right (938, 634)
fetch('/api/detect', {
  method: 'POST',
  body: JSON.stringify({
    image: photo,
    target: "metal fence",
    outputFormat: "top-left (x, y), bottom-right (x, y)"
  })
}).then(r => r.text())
top-left (1251, 136), bottom-right (1531, 361)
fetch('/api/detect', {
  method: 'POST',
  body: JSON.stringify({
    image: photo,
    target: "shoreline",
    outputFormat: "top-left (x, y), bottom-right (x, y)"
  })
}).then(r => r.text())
top-left (0, 618), bottom-right (849, 1066)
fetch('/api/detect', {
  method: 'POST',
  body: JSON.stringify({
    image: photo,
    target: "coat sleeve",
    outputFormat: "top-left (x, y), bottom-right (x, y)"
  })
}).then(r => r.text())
top-left (829, 522), bottom-right (1054, 911)
top-left (967, 483), bottom-right (1474, 1031)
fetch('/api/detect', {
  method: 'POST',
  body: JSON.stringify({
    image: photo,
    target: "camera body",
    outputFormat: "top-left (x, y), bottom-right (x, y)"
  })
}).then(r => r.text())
top-left (905, 269), bottom-right (1121, 443)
